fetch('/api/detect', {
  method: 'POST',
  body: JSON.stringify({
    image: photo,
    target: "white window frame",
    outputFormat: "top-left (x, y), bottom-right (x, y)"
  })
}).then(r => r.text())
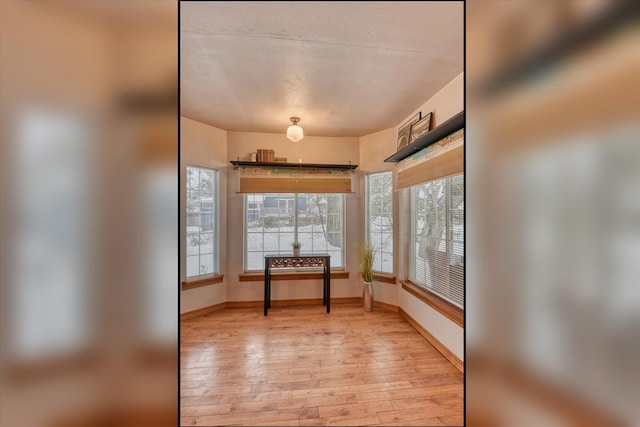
top-left (185, 165), bottom-right (219, 278)
top-left (366, 171), bottom-right (394, 274)
top-left (243, 193), bottom-right (345, 271)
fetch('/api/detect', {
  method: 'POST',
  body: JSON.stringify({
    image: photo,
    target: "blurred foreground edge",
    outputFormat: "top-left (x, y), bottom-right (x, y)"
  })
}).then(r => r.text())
top-left (0, 1), bottom-right (178, 427)
top-left (467, 1), bottom-right (639, 426)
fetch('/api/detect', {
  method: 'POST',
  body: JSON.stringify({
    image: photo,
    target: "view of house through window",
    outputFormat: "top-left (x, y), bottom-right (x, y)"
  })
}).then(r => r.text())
top-left (245, 193), bottom-right (344, 271)
top-left (366, 171), bottom-right (393, 273)
top-left (410, 174), bottom-right (464, 307)
top-left (186, 166), bottom-right (218, 277)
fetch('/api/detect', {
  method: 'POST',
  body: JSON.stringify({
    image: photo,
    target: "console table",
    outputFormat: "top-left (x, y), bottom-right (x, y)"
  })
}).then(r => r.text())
top-left (263, 254), bottom-right (331, 316)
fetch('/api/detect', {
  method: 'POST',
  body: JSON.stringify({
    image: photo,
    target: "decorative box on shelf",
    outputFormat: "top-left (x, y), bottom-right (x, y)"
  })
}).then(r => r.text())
top-left (385, 111), bottom-right (464, 163)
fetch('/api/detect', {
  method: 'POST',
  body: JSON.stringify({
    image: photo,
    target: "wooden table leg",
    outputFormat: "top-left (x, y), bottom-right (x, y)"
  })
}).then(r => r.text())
top-left (322, 265), bottom-right (327, 307)
top-left (268, 269), bottom-right (271, 308)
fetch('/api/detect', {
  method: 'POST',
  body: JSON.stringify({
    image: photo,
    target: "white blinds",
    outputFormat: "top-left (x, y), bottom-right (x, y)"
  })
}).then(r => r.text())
top-left (409, 174), bottom-right (464, 308)
top-left (448, 174), bottom-right (464, 305)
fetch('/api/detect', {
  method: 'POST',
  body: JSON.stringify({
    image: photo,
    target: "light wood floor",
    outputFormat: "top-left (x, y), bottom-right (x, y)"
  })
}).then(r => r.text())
top-left (180, 303), bottom-right (463, 426)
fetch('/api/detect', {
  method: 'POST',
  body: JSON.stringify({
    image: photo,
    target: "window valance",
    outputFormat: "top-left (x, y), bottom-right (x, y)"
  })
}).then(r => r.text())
top-left (397, 129), bottom-right (464, 189)
top-left (230, 161), bottom-right (357, 193)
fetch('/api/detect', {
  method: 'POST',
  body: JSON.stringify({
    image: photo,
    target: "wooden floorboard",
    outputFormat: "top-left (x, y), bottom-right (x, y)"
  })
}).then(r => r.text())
top-left (180, 303), bottom-right (463, 426)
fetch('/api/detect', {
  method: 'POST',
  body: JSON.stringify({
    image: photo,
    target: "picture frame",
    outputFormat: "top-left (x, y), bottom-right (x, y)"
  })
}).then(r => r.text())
top-left (397, 112), bottom-right (421, 152)
top-left (409, 112), bottom-right (432, 144)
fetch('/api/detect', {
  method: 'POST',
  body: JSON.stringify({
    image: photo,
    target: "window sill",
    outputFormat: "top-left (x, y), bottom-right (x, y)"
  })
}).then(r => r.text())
top-left (239, 271), bottom-right (349, 282)
top-left (400, 280), bottom-right (463, 327)
top-left (182, 274), bottom-right (224, 290)
top-left (373, 272), bottom-right (397, 284)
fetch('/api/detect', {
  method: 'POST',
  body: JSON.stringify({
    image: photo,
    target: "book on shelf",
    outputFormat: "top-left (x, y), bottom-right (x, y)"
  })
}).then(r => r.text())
top-left (256, 149), bottom-right (275, 162)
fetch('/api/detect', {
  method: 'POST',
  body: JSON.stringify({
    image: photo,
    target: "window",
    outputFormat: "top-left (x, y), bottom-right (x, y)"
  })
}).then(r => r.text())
top-left (245, 193), bottom-right (344, 271)
top-left (186, 166), bottom-right (218, 277)
top-left (366, 171), bottom-right (393, 273)
top-left (410, 174), bottom-right (464, 308)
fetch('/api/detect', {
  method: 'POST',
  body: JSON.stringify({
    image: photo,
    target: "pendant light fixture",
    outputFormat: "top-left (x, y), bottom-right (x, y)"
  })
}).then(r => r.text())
top-left (286, 116), bottom-right (304, 142)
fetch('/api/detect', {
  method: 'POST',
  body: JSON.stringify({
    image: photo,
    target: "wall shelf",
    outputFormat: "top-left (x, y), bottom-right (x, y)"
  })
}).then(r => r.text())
top-left (230, 161), bottom-right (358, 170)
top-left (384, 111), bottom-right (464, 163)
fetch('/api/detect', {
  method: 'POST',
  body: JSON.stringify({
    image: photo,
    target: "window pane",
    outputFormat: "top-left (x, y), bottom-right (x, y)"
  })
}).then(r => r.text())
top-left (312, 228), bottom-right (327, 249)
top-left (381, 255), bottom-right (393, 274)
top-left (186, 255), bottom-right (200, 277)
top-left (196, 233), bottom-right (213, 256)
top-left (328, 251), bottom-right (342, 267)
top-left (244, 193), bottom-right (344, 270)
top-left (199, 169), bottom-right (215, 198)
top-left (263, 232), bottom-right (279, 251)
top-left (247, 252), bottom-right (264, 271)
top-left (278, 232), bottom-right (295, 251)
top-left (297, 232), bottom-right (313, 252)
top-left (186, 166), bottom-right (218, 277)
top-left (247, 233), bottom-right (263, 251)
top-left (409, 174), bottom-right (463, 308)
top-left (367, 171), bottom-right (393, 273)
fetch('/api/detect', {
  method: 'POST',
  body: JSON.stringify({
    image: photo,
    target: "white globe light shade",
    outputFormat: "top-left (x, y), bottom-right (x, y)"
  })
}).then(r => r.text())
top-left (287, 124), bottom-right (304, 142)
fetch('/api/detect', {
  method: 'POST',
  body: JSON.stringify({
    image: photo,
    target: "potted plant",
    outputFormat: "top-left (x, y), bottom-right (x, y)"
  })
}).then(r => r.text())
top-left (360, 243), bottom-right (375, 312)
top-left (292, 241), bottom-right (302, 256)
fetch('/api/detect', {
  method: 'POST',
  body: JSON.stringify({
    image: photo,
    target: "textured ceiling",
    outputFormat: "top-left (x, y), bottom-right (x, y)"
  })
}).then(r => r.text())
top-left (181, 1), bottom-right (463, 137)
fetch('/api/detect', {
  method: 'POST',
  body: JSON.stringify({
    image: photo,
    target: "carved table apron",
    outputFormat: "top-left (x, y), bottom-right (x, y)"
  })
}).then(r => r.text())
top-left (263, 254), bottom-right (331, 316)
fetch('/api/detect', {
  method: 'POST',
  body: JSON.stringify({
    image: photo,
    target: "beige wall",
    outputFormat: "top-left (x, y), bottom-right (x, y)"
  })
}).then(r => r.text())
top-left (180, 117), bottom-right (228, 313)
top-left (226, 131), bottom-right (361, 302)
top-left (405, 72), bottom-right (464, 131)
top-left (226, 132), bottom-right (359, 165)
